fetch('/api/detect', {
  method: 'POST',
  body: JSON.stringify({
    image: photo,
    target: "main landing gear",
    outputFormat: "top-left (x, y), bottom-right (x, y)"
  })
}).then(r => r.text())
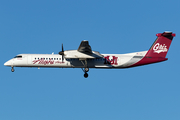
top-left (80, 59), bottom-right (89, 78)
top-left (82, 68), bottom-right (89, 78)
top-left (11, 67), bottom-right (14, 72)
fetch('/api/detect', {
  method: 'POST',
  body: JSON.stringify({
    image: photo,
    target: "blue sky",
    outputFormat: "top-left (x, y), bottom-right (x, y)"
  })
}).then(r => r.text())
top-left (1, 0), bottom-right (180, 120)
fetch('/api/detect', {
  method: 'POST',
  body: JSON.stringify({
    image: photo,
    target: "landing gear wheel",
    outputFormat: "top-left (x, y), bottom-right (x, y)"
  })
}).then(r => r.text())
top-left (85, 68), bottom-right (89, 72)
top-left (81, 68), bottom-right (90, 78)
top-left (11, 67), bottom-right (14, 72)
top-left (84, 73), bottom-right (88, 78)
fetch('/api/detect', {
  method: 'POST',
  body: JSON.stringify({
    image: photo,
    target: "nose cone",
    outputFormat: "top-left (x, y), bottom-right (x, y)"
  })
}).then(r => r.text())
top-left (4, 60), bottom-right (11, 66)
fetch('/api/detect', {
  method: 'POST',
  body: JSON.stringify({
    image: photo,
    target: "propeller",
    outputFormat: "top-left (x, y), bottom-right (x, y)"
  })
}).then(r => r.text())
top-left (59, 44), bottom-right (64, 62)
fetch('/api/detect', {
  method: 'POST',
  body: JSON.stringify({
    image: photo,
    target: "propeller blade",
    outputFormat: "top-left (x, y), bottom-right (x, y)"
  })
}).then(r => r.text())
top-left (62, 44), bottom-right (64, 52)
top-left (62, 54), bottom-right (64, 63)
top-left (59, 43), bottom-right (64, 63)
top-left (59, 43), bottom-right (64, 55)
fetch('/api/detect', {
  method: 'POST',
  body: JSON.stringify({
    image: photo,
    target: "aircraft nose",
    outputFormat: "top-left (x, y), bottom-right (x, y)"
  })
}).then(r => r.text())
top-left (4, 60), bottom-right (11, 66)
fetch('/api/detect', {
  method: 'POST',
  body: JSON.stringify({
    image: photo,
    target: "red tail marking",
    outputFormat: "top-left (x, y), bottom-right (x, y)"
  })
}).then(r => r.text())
top-left (130, 32), bottom-right (175, 67)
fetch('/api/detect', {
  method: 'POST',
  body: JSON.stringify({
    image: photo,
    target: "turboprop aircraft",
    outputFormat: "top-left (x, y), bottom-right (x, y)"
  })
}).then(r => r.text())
top-left (4, 31), bottom-right (175, 78)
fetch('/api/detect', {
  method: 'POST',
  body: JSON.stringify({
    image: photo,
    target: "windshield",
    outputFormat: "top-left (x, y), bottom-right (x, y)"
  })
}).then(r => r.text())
top-left (14, 55), bottom-right (22, 58)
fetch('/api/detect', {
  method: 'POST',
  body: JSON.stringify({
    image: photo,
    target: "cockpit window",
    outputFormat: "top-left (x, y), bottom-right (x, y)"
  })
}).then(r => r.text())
top-left (14, 55), bottom-right (22, 58)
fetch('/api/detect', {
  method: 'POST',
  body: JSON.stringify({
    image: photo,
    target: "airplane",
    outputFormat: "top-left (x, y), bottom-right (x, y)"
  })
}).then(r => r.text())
top-left (4, 31), bottom-right (175, 78)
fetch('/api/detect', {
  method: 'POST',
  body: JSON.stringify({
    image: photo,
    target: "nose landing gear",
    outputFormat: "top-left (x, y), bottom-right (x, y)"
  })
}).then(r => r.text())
top-left (11, 67), bottom-right (14, 72)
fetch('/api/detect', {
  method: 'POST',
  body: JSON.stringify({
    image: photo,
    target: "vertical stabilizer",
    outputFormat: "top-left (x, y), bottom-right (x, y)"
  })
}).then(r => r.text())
top-left (146, 31), bottom-right (175, 58)
top-left (130, 31), bottom-right (175, 67)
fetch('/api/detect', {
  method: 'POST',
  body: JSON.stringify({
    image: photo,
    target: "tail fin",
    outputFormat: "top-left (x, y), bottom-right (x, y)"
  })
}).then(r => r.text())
top-left (129, 31), bottom-right (175, 67)
top-left (146, 31), bottom-right (175, 58)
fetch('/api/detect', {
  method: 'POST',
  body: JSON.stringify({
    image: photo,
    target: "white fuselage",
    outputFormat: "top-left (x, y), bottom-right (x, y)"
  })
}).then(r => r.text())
top-left (4, 32), bottom-right (175, 78)
top-left (4, 51), bottom-right (148, 69)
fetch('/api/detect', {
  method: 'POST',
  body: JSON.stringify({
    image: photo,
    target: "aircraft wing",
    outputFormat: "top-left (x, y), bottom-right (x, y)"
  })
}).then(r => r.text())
top-left (64, 40), bottom-right (104, 59)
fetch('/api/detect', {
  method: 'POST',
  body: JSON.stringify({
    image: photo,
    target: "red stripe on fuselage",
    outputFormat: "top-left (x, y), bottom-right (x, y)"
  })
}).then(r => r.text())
top-left (130, 57), bottom-right (168, 67)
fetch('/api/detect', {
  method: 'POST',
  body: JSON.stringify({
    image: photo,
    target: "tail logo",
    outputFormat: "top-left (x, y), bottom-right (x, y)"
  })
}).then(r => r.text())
top-left (153, 43), bottom-right (168, 54)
